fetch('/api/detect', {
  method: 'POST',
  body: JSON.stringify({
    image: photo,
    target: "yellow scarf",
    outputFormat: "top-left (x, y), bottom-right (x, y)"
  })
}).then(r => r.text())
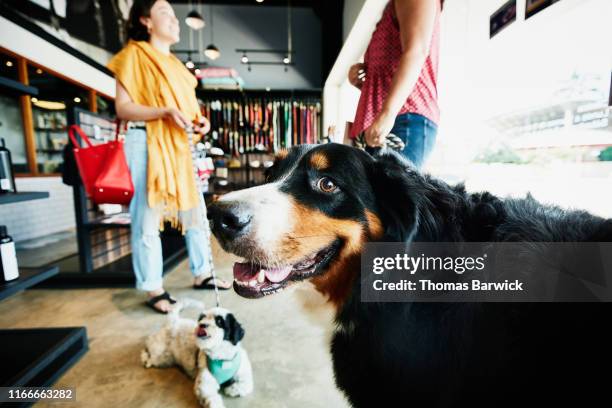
top-left (108, 40), bottom-right (201, 230)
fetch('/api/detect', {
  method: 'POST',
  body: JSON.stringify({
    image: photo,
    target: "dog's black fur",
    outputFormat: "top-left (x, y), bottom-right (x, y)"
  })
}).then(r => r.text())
top-left (328, 147), bottom-right (612, 407)
top-left (215, 313), bottom-right (245, 346)
top-left (214, 143), bottom-right (612, 407)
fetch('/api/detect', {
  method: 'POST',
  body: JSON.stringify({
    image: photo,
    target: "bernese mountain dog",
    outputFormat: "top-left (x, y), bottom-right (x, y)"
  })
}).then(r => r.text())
top-left (208, 143), bottom-right (612, 408)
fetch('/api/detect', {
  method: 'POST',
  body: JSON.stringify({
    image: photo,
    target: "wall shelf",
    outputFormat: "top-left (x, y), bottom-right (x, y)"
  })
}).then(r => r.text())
top-left (0, 192), bottom-right (49, 205)
top-left (0, 75), bottom-right (38, 97)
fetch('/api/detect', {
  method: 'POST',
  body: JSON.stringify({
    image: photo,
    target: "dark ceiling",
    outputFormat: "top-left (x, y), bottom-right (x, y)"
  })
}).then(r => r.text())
top-left (2, 0), bottom-right (343, 84)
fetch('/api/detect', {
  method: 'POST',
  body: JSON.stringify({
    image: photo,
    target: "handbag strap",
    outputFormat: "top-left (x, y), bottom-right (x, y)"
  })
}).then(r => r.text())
top-left (68, 125), bottom-right (94, 148)
top-left (114, 119), bottom-right (125, 141)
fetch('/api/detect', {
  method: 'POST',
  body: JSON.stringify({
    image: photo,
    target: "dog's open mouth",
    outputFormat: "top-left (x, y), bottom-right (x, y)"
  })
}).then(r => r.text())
top-left (196, 326), bottom-right (208, 338)
top-left (233, 241), bottom-right (340, 299)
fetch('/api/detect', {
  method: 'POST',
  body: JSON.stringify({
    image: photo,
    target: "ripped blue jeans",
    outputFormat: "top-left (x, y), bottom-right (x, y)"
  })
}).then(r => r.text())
top-left (124, 128), bottom-right (213, 291)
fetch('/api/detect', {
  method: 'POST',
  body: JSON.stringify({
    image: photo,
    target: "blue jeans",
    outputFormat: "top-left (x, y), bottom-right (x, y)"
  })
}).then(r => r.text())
top-left (367, 113), bottom-right (438, 169)
top-left (124, 129), bottom-right (213, 291)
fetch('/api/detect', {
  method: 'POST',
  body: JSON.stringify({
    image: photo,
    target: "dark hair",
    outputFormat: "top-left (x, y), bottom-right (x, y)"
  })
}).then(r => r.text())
top-left (126, 0), bottom-right (158, 42)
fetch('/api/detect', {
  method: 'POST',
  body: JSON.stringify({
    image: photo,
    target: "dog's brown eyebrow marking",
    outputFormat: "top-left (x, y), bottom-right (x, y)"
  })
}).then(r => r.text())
top-left (365, 210), bottom-right (384, 239)
top-left (275, 149), bottom-right (289, 161)
top-left (309, 152), bottom-right (330, 170)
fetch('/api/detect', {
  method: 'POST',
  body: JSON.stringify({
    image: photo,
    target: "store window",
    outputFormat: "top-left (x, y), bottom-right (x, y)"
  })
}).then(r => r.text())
top-left (435, 0), bottom-right (612, 218)
top-left (0, 51), bottom-right (28, 173)
top-left (28, 65), bottom-right (89, 174)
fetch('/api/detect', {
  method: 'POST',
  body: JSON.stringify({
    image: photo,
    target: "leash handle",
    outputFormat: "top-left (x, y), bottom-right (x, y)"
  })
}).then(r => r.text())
top-left (354, 132), bottom-right (405, 152)
top-left (187, 126), bottom-right (222, 308)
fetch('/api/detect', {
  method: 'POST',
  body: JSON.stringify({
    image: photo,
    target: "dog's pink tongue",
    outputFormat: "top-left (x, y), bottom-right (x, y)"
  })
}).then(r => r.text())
top-left (233, 262), bottom-right (292, 283)
top-left (264, 265), bottom-right (292, 283)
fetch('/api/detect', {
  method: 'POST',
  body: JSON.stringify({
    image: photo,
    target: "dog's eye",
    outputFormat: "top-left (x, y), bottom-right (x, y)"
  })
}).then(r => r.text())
top-left (317, 177), bottom-right (337, 193)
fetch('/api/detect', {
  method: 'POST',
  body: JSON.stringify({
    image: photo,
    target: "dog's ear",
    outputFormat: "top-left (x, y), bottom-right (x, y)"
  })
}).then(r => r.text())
top-left (224, 313), bottom-right (245, 345)
top-left (369, 150), bottom-right (421, 242)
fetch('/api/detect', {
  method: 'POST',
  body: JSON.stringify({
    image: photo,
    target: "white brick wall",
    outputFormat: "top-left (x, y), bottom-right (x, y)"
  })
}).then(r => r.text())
top-left (0, 177), bottom-right (75, 242)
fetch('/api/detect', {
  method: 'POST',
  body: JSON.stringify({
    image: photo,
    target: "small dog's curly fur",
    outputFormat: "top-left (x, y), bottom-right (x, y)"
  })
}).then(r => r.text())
top-left (141, 299), bottom-right (253, 408)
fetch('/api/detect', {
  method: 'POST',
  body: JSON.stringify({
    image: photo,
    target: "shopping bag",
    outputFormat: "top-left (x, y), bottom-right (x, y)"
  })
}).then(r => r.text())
top-left (67, 124), bottom-right (134, 205)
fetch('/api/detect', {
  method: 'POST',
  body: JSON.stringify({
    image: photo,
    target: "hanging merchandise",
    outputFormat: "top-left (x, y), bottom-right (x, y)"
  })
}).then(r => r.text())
top-left (198, 67), bottom-right (244, 90)
top-left (200, 94), bottom-right (322, 157)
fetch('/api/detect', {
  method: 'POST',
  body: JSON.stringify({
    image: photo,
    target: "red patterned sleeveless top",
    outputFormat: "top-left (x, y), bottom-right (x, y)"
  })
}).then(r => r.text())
top-left (351, 0), bottom-right (441, 138)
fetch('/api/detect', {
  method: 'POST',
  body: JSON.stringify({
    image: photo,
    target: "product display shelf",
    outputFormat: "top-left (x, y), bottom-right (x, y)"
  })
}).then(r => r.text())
top-left (0, 266), bottom-right (58, 302)
top-left (0, 192), bottom-right (49, 205)
top-left (41, 234), bottom-right (186, 288)
top-left (0, 194), bottom-right (87, 406)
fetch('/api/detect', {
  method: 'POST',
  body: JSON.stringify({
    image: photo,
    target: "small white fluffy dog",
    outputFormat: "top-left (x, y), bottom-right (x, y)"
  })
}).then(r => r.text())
top-left (141, 299), bottom-right (254, 408)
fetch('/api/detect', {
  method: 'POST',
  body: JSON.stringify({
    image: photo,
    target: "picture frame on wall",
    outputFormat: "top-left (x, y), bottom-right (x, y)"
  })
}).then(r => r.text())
top-left (525, 0), bottom-right (561, 19)
top-left (490, 0), bottom-right (517, 38)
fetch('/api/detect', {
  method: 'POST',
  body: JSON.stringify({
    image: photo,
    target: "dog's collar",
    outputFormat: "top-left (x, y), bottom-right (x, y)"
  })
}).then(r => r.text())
top-left (205, 350), bottom-right (241, 387)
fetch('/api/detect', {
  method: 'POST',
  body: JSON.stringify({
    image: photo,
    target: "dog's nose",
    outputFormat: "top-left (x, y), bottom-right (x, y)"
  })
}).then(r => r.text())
top-left (199, 323), bottom-right (209, 329)
top-left (208, 202), bottom-right (252, 241)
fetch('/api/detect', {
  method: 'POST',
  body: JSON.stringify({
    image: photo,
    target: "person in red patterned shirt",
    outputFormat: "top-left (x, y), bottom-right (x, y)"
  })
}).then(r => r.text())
top-left (349, 0), bottom-right (442, 168)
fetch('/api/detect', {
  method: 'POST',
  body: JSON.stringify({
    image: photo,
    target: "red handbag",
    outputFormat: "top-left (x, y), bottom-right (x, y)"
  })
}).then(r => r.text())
top-left (68, 124), bottom-right (134, 205)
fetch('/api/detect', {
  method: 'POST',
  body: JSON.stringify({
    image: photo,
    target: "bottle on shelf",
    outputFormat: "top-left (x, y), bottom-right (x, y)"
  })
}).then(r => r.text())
top-left (0, 138), bottom-right (17, 194)
top-left (0, 225), bottom-right (19, 283)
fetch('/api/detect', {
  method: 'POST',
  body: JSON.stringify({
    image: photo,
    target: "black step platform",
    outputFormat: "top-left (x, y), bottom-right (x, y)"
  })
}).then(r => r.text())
top-left (0, 327), bottom-right (88, 407)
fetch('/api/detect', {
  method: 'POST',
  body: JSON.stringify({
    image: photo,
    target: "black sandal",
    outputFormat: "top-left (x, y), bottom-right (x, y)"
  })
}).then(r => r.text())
top-left (193, 276), bottom-right (232, 291)
top-left (145, 291), bottom-right (177, 314)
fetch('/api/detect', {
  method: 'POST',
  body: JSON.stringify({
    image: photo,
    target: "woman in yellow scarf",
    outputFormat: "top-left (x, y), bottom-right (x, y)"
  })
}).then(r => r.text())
top-left (108, 0), bottom-right (230, 313)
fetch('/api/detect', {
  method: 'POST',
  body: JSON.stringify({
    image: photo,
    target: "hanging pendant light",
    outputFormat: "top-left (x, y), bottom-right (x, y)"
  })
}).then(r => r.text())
top-left (205, 44), bottom-right (221, 60)
top-left (186, 10), bottom-right (205, 30)
top-left (185, 1), bottom-right (205, 30)
top-left (204, 5), bottom-right (221, 60)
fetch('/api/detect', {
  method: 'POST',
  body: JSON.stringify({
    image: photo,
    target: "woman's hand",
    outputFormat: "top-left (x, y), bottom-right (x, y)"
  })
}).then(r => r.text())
top-left (163, 107), bottom-right (190, 129)
top-left (348, 63), bottom-right (366, 90)
top-left (193, 116), bottom-right (211, 136)
top-left (364, 111), bottom-right (396, 147)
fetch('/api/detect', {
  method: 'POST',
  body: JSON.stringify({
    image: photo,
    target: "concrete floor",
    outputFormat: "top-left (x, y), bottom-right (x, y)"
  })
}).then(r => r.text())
top-left (0, 240), bottom-right (349, 408)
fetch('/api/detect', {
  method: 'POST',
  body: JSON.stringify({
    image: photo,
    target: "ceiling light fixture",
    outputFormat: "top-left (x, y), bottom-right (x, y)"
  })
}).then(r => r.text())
top-left (256, 0), bottom-right (265, 3)
top-left (33, 100), bottom-right (66, 110)
top-left (186, 60), bottom-right (195, 69)
top-left (5, 61), bottom-right (13, 67)
top-left (235, 0), bottom-right (294, 71)
top-left (204, 5), bottom-right (221, 60)
top-left (73, 97), bottom-right (81, 103)
top-left (205, 44), bottom-right (221, 60)
top-left (185, 1), bottom-right (205, 30)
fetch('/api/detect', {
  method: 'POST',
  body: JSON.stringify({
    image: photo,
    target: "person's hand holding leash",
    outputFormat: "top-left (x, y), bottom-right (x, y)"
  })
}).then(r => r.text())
top-left (364, 110), bottom-right (396, 147)
top-left (163, 107), bottom-right (190, 129)
top-left (193, 116), bottom-right (211, 136)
